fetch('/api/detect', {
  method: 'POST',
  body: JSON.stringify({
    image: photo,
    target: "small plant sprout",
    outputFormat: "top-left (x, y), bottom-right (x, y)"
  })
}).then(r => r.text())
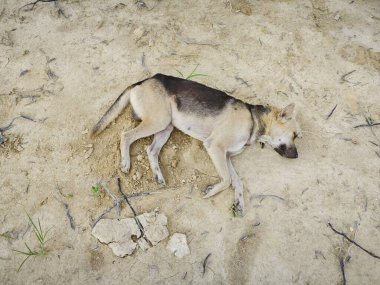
top-left (176, 64), bottom-right (207, 80)
top-left (230, 203), bottom-right (243, 218)
top-left (91, 184), bottom-right (102, 197)
top-left (14, 213), bottom-right (52, 272)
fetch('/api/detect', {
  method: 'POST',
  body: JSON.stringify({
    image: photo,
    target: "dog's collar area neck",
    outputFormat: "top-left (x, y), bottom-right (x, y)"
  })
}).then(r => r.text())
top-left (246, 104), bottom-right (267, 145)
top-left (250, 105), bottom-right (268, 138)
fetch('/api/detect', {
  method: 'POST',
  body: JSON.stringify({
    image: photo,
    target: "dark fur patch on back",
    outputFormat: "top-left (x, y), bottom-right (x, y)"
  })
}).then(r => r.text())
top-left (153, 73), bottom-right (233, 115)
top-left (130, 78), bottom-right (149, 88)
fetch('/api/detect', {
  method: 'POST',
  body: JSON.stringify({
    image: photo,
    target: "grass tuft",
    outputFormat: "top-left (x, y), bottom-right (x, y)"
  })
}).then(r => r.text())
top-left (13, 212), bottom-right (52, 272)
top-left (176, 64), bottom-right (207, 80)
top-left (90, 184), bottom-right (102, 197)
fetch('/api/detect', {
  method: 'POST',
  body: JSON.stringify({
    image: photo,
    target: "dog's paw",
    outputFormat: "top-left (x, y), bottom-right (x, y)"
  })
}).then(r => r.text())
top-left (155, 175), bottom-right (166, 188)
top-left (120, 161), bottom-right (130, 174)
top-left (231, 200), bottom-right (244, 217)
top-left (203, 185), bottom-right (214, 198)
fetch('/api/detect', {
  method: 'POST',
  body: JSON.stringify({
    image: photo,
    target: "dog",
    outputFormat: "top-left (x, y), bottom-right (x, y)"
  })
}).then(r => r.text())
top-left (91, 73), bottom-right (301, 215)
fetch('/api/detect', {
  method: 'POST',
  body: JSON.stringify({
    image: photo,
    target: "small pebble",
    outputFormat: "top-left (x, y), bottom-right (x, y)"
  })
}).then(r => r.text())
top-left (167, 233), bottom-right (190, 258)
top-left (171, 160), bottom-right (178, 168)
top-left (133, 27), bottom-right (145, 39)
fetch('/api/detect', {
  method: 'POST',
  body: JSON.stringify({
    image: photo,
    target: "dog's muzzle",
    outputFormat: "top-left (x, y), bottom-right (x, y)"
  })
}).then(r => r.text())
top-left (274, 144), bottom-right (298, 159)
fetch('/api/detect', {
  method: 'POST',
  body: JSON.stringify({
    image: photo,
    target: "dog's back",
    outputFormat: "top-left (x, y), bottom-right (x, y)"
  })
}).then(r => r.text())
top-left (152, 74), bottom-right (233, 116)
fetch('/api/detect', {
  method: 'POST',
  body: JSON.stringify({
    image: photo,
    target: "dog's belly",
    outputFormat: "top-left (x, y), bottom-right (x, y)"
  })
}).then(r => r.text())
top-left (171, 111), bottom-right (215, 141)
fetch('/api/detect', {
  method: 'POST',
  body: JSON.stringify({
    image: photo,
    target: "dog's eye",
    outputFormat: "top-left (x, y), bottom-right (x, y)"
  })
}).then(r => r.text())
top-left (293, 132), bottom-right (298, 139)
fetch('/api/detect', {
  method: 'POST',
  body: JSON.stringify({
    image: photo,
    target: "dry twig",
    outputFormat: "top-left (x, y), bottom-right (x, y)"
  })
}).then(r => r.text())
top-left (328, 223), bottom-right (380, 259)
top-left (118, 180), bottom-right (141, 225)
top-left (354, 122), bottom-right (380, 129)
top-left (21, 0), bottom-right (57, 11)
top-left (0, 117), bottom-right (18, 132)
top-left (117, 178), bottom-right (152, 246)
top-left (340, 70), bottom-right (356, 83)
top-left (61, 202), bottom-right (75, 230)
top-left (0, 115), bottom-right (38, 132)
top-left (100, 180), bottom-right (121, 215)
top-left (91, 192), bottom-right (159, 228)
top-left (202, 253), bottom-right (212, 276)
top-left (361, 115), bottom-right (380, 146)
top-left (92, 202), bottom-right (121, 228)
top-left (339, 257), bottom-right (346, 285)
top-left (326, 104), bottom-right (337, 120)
top-left (91, 179), bottom-right (160, 228)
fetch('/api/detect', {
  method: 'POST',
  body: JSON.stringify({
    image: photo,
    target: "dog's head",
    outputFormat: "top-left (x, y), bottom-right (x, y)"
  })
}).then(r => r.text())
top-left (259, 103), bottom-right (301, 159)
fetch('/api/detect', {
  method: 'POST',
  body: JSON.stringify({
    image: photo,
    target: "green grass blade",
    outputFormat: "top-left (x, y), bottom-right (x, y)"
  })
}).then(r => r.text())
top-left (176, 69), bottom-right (185, 78)
top-left (24, 242), bottom-right (33, 253)
top-left (15, 211), bottom-right (52, 272)
top-left (13, 249), bottom-right (32, 255)
top-left (186, 64), bottom-right (199, 79)
top-left (17, 255), bottom-right (31, 272)
top-left (26, 212), bottom-right (43, 242)
top-left (36, 218), bottom-right (44, 243)
top-left (26, 212), bottom-right (37, 230)
top-left (187, 73), bottom-right (207, 80)
top-left (38, 218), bottom-right (43, 234)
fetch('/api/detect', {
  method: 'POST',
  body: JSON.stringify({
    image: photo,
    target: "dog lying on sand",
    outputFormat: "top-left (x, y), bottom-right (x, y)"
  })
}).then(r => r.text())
top-left (91, 74), bottom-right (301, 215)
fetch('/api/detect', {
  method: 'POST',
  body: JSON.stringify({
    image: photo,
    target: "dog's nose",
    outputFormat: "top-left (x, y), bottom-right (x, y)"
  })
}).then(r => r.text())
top-left (286, 147), bottom-right (298, 159)
top-left (274, 144), bottom-right (298, 158)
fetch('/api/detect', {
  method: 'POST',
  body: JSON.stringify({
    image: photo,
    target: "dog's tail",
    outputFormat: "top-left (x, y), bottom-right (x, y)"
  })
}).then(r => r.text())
top-left (90, 87), bottom-right (131, 138)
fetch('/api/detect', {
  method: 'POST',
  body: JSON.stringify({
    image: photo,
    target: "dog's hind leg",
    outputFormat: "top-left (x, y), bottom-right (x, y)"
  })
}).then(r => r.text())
top-left (227, 157), bottom-right (244, 216)
top-left (120, 120), bottom-right (170, 173)
top-left (120, 80), bottom-right (171, 174)
top-left (203, 141), bottom-right (231, 198)
top-left (147, 124), bottom-right (173, 186)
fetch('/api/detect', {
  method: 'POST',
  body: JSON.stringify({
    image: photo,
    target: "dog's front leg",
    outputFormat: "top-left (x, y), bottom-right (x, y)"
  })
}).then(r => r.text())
top-left (120, 130), bottom-right (132, 173)
top-left (227, 157), bottom-right (244, 216)
top-left (203, 140), bottom-right (231, 198)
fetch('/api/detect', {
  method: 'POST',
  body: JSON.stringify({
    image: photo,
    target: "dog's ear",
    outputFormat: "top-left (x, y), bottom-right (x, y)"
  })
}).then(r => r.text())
top-left (296, 121), bottom-right (303, 138)
top-left (279, 103), bottom-right (295, 122)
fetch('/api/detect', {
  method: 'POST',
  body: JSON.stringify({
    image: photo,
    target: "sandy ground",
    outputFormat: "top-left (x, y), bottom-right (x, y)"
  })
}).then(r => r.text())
top-left (1, 0), bottom-right (380, 284)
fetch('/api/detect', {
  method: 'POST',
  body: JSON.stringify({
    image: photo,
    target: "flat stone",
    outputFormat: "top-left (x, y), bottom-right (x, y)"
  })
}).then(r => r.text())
top-left (108, 241), bottom-right (137, 257)
top-left (92, 212), bottom-right (169, 257)
top-left (167, 233), bottom-right (190, 258)
top-left (137, 237), bottom-right (150, 251)
top-left (92, 218), bottom-right (140, 257)
top-left (92, 218), bottom-right (140, 244)
top-left (137, 212), bottom-right (169, 246)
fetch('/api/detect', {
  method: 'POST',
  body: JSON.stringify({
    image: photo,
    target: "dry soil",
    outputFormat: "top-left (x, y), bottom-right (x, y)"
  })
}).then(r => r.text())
top-left (1, 0), bottom-right (380, 284)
